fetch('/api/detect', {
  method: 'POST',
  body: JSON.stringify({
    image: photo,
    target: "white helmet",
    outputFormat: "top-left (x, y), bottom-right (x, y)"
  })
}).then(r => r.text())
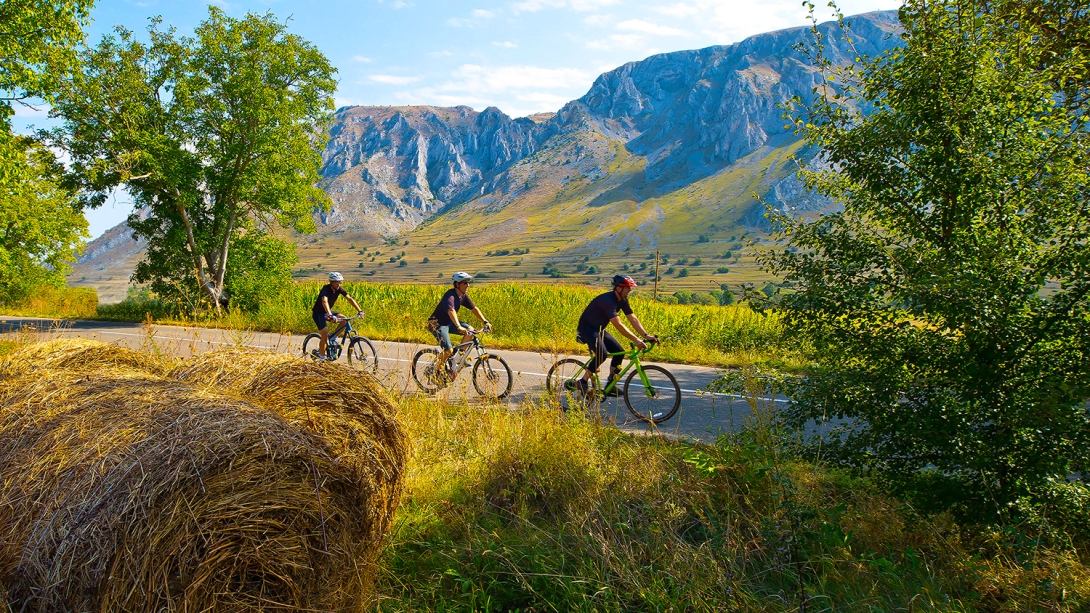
top-left (328, 272), bottom-right (344, 282)
top-left (451, 271), bottom-right (472, 284)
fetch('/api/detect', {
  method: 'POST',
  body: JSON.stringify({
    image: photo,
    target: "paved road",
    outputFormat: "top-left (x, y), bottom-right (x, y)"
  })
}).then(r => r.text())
top-left (0, 316), bottom-right (786, 442)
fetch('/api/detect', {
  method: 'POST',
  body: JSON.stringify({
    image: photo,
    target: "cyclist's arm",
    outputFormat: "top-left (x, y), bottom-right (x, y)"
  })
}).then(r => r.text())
top-left (469, 306), bottom-right (491, 330)
top-left (322, 296), bottom-right (332, 317)
top-left (609, 315), bottom-right (647, 349)
top-left (448, 308), bottom-right (467, 334)
top-left (346, 295), bottom-right (362, 314)
top-left (624, 312), bottom-right (654, 340)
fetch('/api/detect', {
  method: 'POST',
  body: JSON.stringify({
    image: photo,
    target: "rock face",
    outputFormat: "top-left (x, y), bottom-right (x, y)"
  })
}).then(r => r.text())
top-left (569, 12), bottom-right (899, 185)
top-left (319, 11), bottom-right (901, 234)
top-left (319, 106), bottom-right (555, 234)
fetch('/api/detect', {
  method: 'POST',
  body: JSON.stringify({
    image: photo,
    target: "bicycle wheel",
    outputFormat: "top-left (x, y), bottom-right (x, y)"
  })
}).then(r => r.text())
top-left (412, 348), bottom-right (450, 393)
top-left (301, 333), bottom-right (322, 359)
top-left (624, 365), bottom-right (681, 424)
top-left (347, 336), bottom-right (379, 372)
top-left (546, 358), bottom-right (595, 412)
top-left (472, 354), bottom-right (513, 400)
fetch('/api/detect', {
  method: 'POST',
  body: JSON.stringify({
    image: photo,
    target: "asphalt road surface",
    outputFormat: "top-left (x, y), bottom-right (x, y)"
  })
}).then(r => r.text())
top-left (1, 316), bottom-right (788, 442)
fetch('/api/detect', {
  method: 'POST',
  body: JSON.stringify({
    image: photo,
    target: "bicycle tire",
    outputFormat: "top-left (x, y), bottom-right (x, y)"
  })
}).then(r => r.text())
top-left (624, 364), bottom-right (681, 424)
top-left (546, 358), bottom-right (595, 412)
top-left (412, 347), bottom-right (450, 393)
top-left (347, 336), bottom-right (379, 372)
top-left (302, 333), bottom-right (322, 359)
top-left (472, 353), bottom-right (513, 400)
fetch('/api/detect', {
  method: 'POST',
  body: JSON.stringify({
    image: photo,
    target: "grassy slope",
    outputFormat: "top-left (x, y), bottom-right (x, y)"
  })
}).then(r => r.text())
top-left (289, 129), bottom-right (811, 297)
top-left (377, 393), bottom-right (1090, 612)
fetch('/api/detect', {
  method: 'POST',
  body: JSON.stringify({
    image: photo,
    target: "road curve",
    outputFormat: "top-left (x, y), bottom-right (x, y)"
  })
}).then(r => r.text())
top-left (0, 316), bottom-right (785, 442)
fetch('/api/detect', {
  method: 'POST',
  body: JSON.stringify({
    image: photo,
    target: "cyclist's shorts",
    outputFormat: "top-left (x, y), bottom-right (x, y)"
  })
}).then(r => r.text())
top-left (437, 325), bottom-right (454, 350)
top-left (312, 311), bottom-right (342, 331)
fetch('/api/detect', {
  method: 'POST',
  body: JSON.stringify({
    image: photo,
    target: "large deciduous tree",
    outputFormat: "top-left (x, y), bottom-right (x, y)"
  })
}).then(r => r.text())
top-left (0, 0), bottom-right (92, 303)
top-left (51, 7), bottom-right (335, 311)
top-left (769, 0), bottom-right (1090, 520)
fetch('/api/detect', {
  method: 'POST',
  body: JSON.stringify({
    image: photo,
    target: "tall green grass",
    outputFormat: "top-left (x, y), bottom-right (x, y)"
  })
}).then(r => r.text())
top-left (0, 286), bottom-right (97, 319)
top-left (3, 281), bottom-right (789, 366)
top-left (376, 392), bottom-right (1090, 612)
top-left (243, 281), bottom-right (788, 366)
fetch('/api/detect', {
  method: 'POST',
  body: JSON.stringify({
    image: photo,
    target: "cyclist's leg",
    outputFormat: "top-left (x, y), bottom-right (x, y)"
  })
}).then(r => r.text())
top-left (312, 311), bottom-right (330, 355)
top-left (602, 332), bottom-right (625, 392)
top-left (582, 332), bottom-right (607, 381)
top-left (330, 312), bottom-right (346, 338)
top-left (437, 325), bottom-right (454, 351)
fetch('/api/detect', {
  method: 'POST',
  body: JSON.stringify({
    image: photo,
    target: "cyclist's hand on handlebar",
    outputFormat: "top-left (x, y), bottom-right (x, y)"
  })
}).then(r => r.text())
top-left (634, 338), bottom-right (648, 351)
top-left (483, 321), bottom-right (493, 333)
top-left (644, 335), bottom-right (659, 344)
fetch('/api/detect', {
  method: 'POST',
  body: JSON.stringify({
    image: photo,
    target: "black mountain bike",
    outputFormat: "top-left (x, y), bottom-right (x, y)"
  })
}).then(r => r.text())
top-left (546, 340), bottom-right (681, 424)
top-left (302, 313), bottom-right (378, 372)
top-left (412, 328), bottom-right (513, 400)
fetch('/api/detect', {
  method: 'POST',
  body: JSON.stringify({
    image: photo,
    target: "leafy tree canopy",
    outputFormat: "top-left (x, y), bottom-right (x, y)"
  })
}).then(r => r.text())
top-left (769, 0), bottom-right (1090, 522)
top-left (50, 7), bottom-right (336, 311)
top-left (0, 0), bottom-right (93, 118)
top-left (0, 0), bottom-right (92, 304)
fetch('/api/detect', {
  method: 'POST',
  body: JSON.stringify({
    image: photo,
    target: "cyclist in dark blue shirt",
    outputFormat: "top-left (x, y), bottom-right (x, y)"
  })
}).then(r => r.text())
top-left (312, 272), bottom-right (362, 359)
top-left (575, 274), bottom-right (657, 395)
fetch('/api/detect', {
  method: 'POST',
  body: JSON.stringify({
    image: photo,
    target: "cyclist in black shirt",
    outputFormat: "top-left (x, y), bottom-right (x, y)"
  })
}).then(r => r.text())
top-left (312, 272), bottom-right (362, 359)
top-left (429, 272), bottom-right (493, 357)
top-left (575, 274), bottom-right (657, 395)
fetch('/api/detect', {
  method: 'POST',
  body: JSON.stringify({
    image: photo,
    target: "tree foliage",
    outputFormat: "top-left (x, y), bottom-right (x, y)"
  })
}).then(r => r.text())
top-left (50, 7), bottom-right (335, 311)
top-left (0, 0), bottom-right (92, 304)
top-left (0, 134), bottom-right (88, 302)
top-left (769, 0), bottom-right (1090, 520)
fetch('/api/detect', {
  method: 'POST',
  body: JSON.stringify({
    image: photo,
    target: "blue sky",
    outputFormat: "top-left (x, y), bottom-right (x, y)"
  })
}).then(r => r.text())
top-left (16, 0), bottom-right (901, 238)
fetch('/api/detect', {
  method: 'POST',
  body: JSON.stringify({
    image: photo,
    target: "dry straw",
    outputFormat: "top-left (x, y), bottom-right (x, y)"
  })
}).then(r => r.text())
top-left (0, 339), bottom-right (405, 612)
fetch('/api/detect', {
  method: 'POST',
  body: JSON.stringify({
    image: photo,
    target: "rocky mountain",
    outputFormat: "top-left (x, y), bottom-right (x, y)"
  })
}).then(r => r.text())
top-left (315, 11), bottom-right (899, 236)
top-left (71, 11), bottom-right (902, 297)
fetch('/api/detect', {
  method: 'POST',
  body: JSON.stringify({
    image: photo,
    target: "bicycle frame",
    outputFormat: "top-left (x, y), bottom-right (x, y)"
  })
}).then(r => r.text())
top-left (445, 333), bottom-right (488, 373)
top-left (325, 315), bottom-right (363, 357)
top-left (580, 343), bottom-right (655, 395)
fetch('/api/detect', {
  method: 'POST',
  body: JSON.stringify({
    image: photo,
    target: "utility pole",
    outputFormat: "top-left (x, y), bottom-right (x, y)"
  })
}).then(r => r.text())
top-left (654, 249), bottom-right (660, 301)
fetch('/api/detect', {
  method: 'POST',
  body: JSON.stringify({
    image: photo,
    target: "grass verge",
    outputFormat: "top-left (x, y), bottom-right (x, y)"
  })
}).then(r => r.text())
top-left (378, 394), bottom-right (1089, 612)
top-left (3, 282), bottom-right (796, 368)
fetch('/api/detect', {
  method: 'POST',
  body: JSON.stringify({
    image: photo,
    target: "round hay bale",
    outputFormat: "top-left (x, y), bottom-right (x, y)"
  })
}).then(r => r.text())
top-left (168, 349), bottom-right (406, 526)
top-left (0, 338), bottom-right (171, 378)
top-left (0, 342), bottom-right (405, 612)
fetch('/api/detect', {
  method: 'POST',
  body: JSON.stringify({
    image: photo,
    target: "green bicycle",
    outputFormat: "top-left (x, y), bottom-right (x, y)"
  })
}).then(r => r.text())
top-left (545, 340), bottom-right (681, 424)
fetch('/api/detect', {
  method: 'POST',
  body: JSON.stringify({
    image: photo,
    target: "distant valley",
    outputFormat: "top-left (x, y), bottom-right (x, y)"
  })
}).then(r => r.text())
top-left (71, 11), bottom-right (902, 303)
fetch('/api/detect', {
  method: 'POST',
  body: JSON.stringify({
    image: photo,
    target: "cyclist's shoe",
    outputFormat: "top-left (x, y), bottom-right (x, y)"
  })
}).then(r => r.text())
top-left (564, 378), bottom-right (590, 395)
top-left (310, 350), bottom-right (330, 361)
top-left (603, 375), bottom-right (621, 397)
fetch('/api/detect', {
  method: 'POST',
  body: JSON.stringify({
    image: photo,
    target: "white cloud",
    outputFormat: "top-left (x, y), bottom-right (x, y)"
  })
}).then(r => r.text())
top-left (352, 55), bottom-right (374, 63)
top-left (492, 41), bottom-right (519, 48)
top-left (650, 2), bottom-right (700, 17)
top-left (369, 74), bottom-right (422, 85)
top-left (442, 64), bottom-right (592, 93)
top-left (446, 17), bottom-right (473, 27)
top-left (585, 33), bottom-right (644, 50)
top-left (582, 13), bottom-right (613, 26)
top-left (616, 19), bottom-right (688, 36)
top-left (513, 0), bottom-right (620, 13)
top-left (472, 9), bottom-right (495, 17)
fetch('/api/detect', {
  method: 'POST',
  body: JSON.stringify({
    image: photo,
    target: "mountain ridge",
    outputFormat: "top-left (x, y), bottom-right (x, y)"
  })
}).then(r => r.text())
top-left (71, 11), bottom-right (902, 302)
